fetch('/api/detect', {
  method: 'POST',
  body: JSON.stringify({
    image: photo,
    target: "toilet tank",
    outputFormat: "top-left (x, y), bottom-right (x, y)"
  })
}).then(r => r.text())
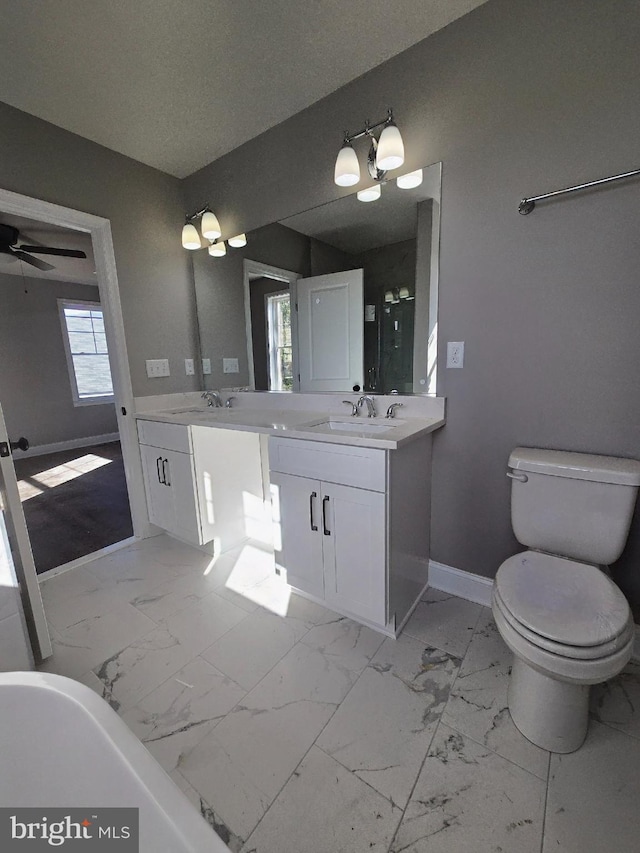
top-left (508, 448), bottom-right (640, 565)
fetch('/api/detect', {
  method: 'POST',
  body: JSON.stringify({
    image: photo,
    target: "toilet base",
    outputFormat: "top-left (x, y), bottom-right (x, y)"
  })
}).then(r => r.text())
top-left (508, 656), bottom-right (590, 753)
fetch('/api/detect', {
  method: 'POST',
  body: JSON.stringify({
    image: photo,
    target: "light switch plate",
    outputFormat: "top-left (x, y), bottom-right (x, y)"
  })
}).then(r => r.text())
top-left (446, 342), bottom-right (464, 368)
top-left (146, 358), bottom-right (170, 378)
top-left (184, 358), bottom-right (195, 375)
top-left (202, 358), bottom-right (211, 375)
top-left (223, 357), bottom-right (239, 374)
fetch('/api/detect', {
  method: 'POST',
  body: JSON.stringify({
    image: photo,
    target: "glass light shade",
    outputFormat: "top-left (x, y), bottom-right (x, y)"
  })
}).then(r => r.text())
top-left (397, 168), bottom-right (423, 189)
top-left (376, 122), bottom-right (404, 171)
top-left (208, 241), bottom-right (226, 257)
top-left (228, 233), bottom-right (247, 248)
top-left (384, 290), bottom-right (394, 303)
top-left (334, 143), bottom-right (360, 186)
top-left (398, 287), bottom-right (411, 299)
top-left (181, 222), bottom-right (201, 250)
top-left (201, 210), bottom-right (222, 240)
top-left (356, 184), bottom-right (381, 203)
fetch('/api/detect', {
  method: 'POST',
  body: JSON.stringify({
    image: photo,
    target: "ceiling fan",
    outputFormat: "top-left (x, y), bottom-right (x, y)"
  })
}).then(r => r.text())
top-left (0, 223), bottom-right (87, 272)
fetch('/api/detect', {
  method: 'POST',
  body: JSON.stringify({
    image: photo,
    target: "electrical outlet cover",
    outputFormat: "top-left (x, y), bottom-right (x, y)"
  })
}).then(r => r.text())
top-left (185, 358), bottom-right (195, 375)
top-left (202, 358), bottom-right (211, 375)
top-left (446, 341), bottom-right (464, 368)
top-left (223, 357), bottom-right (239, 374)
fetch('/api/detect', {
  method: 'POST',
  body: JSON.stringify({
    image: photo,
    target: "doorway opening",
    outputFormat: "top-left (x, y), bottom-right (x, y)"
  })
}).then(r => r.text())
top-left (243, 260), bottom-right (300, 392)
top-left (0, 211), bottom-right (134, 575)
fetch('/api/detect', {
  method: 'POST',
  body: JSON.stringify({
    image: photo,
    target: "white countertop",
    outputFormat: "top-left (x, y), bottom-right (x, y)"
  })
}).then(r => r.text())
top-left (135, 406), bottom-right (445, 450)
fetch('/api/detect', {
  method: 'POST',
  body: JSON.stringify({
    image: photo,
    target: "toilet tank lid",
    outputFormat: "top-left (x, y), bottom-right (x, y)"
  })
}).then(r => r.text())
top-left (509, 447), bottom-right (640, 486)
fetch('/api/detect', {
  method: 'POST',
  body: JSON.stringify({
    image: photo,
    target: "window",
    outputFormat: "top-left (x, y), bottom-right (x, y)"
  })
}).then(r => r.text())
top-left (59, 300), bottom-right (114, 405)
top-left (266, 292), bottom-right (293, 391)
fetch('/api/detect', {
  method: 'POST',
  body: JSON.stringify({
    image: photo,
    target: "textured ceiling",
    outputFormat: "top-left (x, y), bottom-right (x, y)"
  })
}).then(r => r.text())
top-left (0, 0), bottom-right (487, 178)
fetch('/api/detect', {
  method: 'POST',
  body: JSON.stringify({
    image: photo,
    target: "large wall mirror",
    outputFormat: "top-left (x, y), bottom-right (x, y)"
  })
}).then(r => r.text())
top-left (192, 161), bottom-right (441, 396)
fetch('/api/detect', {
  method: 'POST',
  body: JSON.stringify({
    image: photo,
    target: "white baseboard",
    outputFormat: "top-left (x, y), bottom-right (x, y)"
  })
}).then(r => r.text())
top-left (19, 432), bottom-right (120, 459)
top-left (37, 536), bottom-right (137, 582)
top-left (429, 560), bottom-right (640, 663)
top-left (428, 560), bottom-right (493, 607)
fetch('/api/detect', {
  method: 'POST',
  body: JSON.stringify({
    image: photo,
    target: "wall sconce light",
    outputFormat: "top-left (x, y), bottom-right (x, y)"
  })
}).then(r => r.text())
top-left (334, 108), bottom-right (405, 193)
top-left (182, 206), bottom-right (248, 256)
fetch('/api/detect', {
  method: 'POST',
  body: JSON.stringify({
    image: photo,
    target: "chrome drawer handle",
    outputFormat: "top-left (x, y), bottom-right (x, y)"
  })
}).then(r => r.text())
top-left (506, 471), bottom-right (528, 483)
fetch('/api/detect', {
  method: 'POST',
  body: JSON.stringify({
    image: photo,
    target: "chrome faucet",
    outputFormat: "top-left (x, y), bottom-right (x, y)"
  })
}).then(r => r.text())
top-left (386, 402), bottom-right (404, 419)
top-left (357, 395), bottom-right (376, 418)
top-left (201, 390), bottom-right (223, 407)
top-left (225, 396), bottom-right (236, 409)
top-left (342, 400), bottom-right (358, 416)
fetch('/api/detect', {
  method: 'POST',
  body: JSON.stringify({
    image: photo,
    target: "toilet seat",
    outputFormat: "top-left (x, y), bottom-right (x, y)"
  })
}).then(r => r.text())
top-left (492, 588), bottom-right (634, 685)
top-left (495, 551), bottom-right (630, 650)
top-left (492, 585), bottom-right (633, 660)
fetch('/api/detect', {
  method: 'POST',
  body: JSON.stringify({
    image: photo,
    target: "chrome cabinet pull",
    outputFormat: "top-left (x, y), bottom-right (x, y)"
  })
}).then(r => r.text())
top-left (162, 458), bottom-right (171, 487)
top-left (322, 496), bottom-right (331, 536)
top-left (309, 491), bottom-right (318, 531)
top-left (156, 457), bottom-right (163, 484)
top-left (506, 471), bottom-right (528, 483)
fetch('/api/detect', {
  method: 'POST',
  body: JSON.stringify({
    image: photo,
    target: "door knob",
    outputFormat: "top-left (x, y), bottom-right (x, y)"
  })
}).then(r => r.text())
top-left (10, 437), bottom-right (29, 453)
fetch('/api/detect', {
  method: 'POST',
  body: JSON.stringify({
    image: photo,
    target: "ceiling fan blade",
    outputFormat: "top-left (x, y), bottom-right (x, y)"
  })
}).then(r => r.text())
top-left (12, 250), bottom-right (56, 272)
top-left (17, 245), bottom-right (87, 259)
top-left (0, 247), bottom-right (18, 263)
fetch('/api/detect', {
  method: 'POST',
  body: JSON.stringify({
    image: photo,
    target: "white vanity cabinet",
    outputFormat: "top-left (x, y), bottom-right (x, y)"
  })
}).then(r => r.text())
top-left (138, 418), bottom-right (264, 550)
top-left (269, 435), bottom-right (431, 634)
top-left (138, 421), bottom-right (201, 544)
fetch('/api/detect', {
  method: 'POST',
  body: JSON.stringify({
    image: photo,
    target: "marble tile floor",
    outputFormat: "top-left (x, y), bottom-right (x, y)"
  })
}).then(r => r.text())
top-left (38, 534), bottom-right (640, 853)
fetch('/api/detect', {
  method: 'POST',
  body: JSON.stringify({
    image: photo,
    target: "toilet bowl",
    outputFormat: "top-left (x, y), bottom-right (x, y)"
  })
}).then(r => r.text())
top-left (493, 448), bottom-right (640, 753)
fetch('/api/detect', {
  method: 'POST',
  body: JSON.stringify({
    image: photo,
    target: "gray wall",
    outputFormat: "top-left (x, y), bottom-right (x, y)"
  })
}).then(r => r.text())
top-left (0, 101), bottom-right (199, 398)
top-left (0, 273), bottom-right (118, 447)
top-left (183, 0), bottom-right (640, 613)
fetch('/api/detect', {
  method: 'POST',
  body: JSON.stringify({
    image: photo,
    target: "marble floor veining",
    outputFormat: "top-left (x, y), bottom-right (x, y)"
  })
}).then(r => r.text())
top-left (38, 535), bottom-right (640, 852)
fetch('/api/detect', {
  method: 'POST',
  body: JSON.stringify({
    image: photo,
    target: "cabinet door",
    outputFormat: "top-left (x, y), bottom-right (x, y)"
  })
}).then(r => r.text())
top-left (161, 449), bottom-right (201, 545)
top-left (140, 444), bottom-right (173, 530)
top-left (322, 483), bottom-right (387, 626)
top-left (270, 471), bottom-right (324, 599)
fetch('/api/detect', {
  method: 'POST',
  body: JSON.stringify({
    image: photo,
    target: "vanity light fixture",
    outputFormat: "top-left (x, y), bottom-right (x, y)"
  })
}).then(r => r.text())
top-left (334, 108), bottom-right (405, 189)
top-left (397, 169), bottom-right (423, 189)
top-left (385, 287), bottom-right (413, 303)
top-left (182, 206), bottom-right (248, 254)
top-left (182, 206), bottom-right (221, 250)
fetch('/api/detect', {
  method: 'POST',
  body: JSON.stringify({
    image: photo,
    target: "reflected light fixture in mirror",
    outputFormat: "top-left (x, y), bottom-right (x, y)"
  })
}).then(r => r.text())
top-left (357, 185), bottom-right (381, 203)
top-left (228, 234), bottom-right (247, 248)
top-left (333, 108), bottom-right (404, 189)
top-left (397, 169), bottom-right (423, 189)
top-left (208, 241), bottom-right (226, 257)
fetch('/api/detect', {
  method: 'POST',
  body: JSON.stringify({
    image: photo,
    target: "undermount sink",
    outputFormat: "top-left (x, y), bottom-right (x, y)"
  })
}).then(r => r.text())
top-left (303, 418), bottom-right (404, 435)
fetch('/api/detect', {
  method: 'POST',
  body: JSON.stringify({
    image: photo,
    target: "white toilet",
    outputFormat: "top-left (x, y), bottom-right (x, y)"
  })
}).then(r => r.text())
top-left (492, 447), bottom-right (640, 753)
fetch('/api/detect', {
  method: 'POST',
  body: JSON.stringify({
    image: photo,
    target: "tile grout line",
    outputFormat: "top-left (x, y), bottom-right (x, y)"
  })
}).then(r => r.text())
top-left (240, 650), bottom-right (378, 849)
top-left (539, 752), bottom-right (552, 853)
top-left (385, 718), bottom-right (445, 853)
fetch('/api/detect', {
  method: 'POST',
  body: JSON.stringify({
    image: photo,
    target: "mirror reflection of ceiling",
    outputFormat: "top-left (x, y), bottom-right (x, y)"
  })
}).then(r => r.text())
top-left (0, 0), bottom-right (488, 177)
top-left (0, 213), bottom-right (96, 286)
top-left (280, 164), bottom-right (441, 254)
